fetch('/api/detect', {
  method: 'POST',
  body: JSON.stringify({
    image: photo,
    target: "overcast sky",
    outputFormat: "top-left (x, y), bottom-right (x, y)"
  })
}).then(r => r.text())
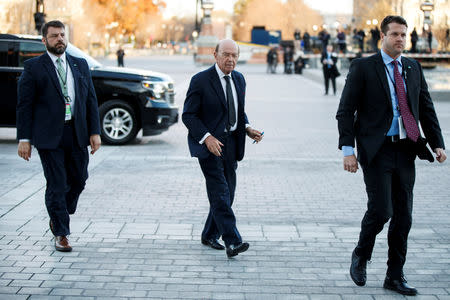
top-left (163, 0), bottom-right (353, 18)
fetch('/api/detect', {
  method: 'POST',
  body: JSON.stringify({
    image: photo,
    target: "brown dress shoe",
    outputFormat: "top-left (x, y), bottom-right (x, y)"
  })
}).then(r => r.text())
top-left (55, 236), bottom-right (72, 252)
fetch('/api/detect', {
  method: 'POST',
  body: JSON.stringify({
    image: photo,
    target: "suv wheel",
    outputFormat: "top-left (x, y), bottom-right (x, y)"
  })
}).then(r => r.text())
top-left (99, 100), bottom-right (139, 145)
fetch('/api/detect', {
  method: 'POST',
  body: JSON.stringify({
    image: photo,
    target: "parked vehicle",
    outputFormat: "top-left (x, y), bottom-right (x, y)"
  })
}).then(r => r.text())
top-left (0, 34), bottom-right (178, 145)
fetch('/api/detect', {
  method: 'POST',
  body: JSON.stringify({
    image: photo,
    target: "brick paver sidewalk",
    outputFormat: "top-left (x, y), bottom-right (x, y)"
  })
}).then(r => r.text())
top-left (0, 57), bottom-right (449, 299)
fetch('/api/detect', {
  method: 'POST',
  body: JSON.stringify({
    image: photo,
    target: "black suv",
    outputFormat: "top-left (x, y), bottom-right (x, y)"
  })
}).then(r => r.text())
top-left (0, 34), bottom-right (178, 145)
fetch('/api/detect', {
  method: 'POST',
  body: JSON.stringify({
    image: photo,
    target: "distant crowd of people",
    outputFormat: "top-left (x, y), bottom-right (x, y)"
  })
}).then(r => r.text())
top-left (265, 24), bottom-right (449, 96)
top-left (277, 26), bottom-right (448, 56)
top-left (266, 46), bottom-right (304, 75)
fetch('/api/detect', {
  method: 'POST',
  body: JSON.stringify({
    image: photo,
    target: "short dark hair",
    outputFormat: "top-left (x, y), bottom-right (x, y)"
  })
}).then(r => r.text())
top-left (41, 20), bottom-right (65, 38)
top-left (380, 15), bottom-right (407, 34)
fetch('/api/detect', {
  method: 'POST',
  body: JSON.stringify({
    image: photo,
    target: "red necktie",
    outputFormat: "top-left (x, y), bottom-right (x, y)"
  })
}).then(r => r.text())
top-left (392, 60), bottom-right (419, 142)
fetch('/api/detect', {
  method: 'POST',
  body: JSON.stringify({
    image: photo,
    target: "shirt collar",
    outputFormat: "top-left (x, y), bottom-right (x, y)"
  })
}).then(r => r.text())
top-left (215, 63), bottom-right (232, 79)
top-left (380, 49), bottom-right (402, 67)
top-left (47, 51), bottom-right (67, 65)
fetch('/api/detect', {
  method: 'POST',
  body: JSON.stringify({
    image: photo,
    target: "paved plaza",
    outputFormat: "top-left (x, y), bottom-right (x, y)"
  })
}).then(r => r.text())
top-left (0, 55), bottom-right (449, 299)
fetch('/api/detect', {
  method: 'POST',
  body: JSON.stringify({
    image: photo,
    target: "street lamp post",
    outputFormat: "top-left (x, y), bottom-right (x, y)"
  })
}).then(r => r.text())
top-left (195, 0), bottom-right (200, 34)
top-left (194, 0), bottom-right (218, 65)
top-left (34, 0), bottom-right (46, 33)
top-left (420, 0), bottom-right (434, 27)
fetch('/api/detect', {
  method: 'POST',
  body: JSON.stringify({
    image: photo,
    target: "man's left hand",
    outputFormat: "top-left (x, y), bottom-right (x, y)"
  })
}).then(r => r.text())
top-left (246, 127), bottom-right (263, 143)
top-left (434, 148), bottom-right (447, 163)
top-left (90, 134), bottom-right (101, 155)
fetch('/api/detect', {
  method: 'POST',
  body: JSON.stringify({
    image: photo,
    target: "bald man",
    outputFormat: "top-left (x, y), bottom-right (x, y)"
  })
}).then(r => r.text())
top-left (183, 39), bottom-right (263, 258)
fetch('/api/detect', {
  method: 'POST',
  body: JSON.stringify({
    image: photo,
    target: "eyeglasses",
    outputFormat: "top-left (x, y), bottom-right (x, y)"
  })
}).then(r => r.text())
top-left (47, 33), bottom-right (65, 39)
top-left (221, 52), bottom-right (239, 59)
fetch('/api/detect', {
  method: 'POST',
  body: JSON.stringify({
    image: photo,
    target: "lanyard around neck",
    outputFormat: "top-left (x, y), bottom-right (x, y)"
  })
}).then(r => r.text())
top-left (383, 61), bottom-right (404, 87)
top-left (383, 61), bottom-right (407, 105)
top-left (56, 58), bottom-right (68, 87)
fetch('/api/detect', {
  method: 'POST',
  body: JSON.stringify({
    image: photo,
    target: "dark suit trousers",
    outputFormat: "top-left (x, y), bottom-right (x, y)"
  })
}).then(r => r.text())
top-left (323, 68), bottom-right (336, 94)
top-left (199, 132), bottom-right (242, 247)
top-left (356, 140), bottom-right (415, 279)
top-left (38, 123), bottom-right (89, 236)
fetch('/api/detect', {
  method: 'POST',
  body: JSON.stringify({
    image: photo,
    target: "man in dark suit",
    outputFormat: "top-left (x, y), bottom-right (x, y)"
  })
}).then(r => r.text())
top-left (321, 45), bottom-right (339, 95)
top-left (410, 28), bottom-right (418, 53)
top-left (182, 39), bottom-right (263, 258)
top-left (336, 16), bottom-right (446, 295)
top-left (17, 20), bottom-right (101, 252)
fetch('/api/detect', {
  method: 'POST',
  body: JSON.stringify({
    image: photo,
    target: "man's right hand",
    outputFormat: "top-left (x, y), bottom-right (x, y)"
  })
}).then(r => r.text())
top-left (343, 154), bottom-right (358, 173)
top-left (205, 135), bottom-right (224, 157)
top-left (18, 141), bottom-right (32, 161)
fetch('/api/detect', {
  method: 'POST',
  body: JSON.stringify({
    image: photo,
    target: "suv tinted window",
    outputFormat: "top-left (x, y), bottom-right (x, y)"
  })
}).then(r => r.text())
top-left (19, 41), bottom-right (46, 66)
top-left (0, 41), bottom-right (8, 66)
top-left (0, 41), bottom-right (18, 67)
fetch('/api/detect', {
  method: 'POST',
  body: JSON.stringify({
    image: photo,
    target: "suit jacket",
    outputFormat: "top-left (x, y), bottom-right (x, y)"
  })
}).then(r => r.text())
top-left (17, 52), bottom-right (100, 149)
top-left (321, 51), bottom-right (339, 77)
top-left (182, 65), bottom-right (249, 161)
top-left (336, 52), bottom-right (445, 166)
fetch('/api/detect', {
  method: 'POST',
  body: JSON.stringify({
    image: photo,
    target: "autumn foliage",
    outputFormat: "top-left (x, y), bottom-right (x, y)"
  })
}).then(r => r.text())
top-left (83, 0), bottom-right (166, 35)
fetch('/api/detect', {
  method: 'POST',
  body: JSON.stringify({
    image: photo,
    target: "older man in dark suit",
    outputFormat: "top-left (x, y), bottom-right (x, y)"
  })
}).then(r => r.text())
top-left (17, 20), bottom-right (101, 252)
top-left (336, 16), bottom-right (446, 295)
top-left (183, 39), bottom-right (263, 258)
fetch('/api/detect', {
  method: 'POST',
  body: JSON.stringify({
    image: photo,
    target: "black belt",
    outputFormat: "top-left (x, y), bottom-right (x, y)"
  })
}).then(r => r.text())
top-left (386, 135), bottom-right (400, 143)
top-left (64, 119), bottom-right (74, 125)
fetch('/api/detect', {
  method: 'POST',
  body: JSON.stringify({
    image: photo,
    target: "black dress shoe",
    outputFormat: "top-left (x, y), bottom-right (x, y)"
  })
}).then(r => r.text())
top-left (201, 238), bottom-right (225, 250)
top-left (384, 275), bottom-right (418, 296)
top-left (350, 249), bottom-right (367, 286)
top-left (226, 242), bottom-right (249, 258)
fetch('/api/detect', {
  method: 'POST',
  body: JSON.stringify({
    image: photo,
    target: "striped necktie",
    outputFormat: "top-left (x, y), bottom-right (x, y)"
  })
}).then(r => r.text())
top-left (56, 58), bottom-right (68, 98)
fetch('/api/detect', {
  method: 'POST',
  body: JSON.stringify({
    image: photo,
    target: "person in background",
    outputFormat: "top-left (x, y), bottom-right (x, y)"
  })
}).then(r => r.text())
top-left (410, 28), bottom-right (418, 53)
top-left (319, 28), bottom-right (331, 51)
top-left (427, 29), bottom-right (433, 53)
top-left (266, 47), bottom-right (278, 74)
top-left (357, 29), bottom-right (366, 52)
top-left (116, 47), bottom-right (125, 67)
top-left (321, 44), bottom-right (339, 95)
top-left (337, 29), bottom-right (347, 54)
top-left (370, 26), bottom-right (381, 52)
top-left (303, 31), bottom-right (311, 52)
top-left (283, 46), bottom-right (294, 74)
top-left (445, 28), bottom-right (449, 52)
top-left (294, 48), bottom-right (304, 74)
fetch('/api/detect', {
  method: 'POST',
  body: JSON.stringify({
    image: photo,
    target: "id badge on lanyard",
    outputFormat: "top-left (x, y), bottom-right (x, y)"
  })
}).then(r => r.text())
top-left (64, 96), bottom-right (72, 121)
top-left (398, 116), bottom-right (407, 139)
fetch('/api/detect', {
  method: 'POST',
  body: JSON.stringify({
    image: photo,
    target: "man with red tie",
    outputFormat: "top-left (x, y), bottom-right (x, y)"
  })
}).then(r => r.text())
top-left (336, 16), bottom-right (446, 295)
